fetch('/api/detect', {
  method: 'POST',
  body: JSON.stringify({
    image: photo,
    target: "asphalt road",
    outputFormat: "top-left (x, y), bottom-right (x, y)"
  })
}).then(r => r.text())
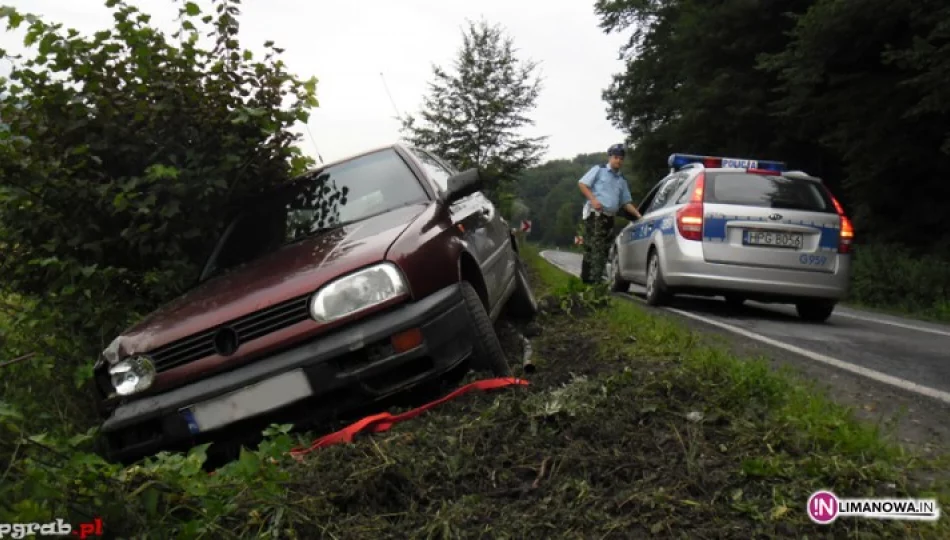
top-left (540, 249), bottom-right (950, 407)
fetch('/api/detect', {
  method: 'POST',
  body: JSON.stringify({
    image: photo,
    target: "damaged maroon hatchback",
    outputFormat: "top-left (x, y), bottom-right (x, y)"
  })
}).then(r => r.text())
top-left (93, 144), bottom-right (538, 463)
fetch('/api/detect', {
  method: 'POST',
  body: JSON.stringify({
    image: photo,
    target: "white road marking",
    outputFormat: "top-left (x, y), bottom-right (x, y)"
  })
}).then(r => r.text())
top-left (832, 311), bottom-right (950, 338)
top-left (539, 251), bottom-right (950, 405)
top-left (659, 303), bottom-right (950, 406)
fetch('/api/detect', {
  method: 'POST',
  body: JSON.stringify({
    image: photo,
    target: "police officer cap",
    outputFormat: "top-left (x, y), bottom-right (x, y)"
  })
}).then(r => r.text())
top-left (607, 144), bottom-right (626, 157)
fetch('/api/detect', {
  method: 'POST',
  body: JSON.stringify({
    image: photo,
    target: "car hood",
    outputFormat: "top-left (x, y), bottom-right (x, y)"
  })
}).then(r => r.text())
top-left (114, 203), bottom-right (428, 355)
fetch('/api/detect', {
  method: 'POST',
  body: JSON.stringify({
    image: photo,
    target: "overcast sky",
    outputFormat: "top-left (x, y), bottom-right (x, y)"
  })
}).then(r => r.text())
top-left (0, 0), bottom-right (629, 164)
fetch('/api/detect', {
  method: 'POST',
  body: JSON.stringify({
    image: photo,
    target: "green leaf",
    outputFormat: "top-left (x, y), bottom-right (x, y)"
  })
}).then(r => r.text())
top-left (67, 432), bottom-right (93, 447)
top-left (236, 447), bottom-right (262, 477)
top-left (28, 432), bottom-right (48, 445)
top-left (141, 486), bottom-right (160, 516)
top-left (184, 2), bottom-right (201, 16)
top-left (0, 401), bottom-right (23, 420)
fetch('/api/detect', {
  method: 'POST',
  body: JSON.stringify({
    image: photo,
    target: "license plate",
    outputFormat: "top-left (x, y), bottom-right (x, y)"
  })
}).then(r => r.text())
top-left (742, 230), bottom-right (803, 249)
top-left (181, 369), bottom-right (313, 434)
top-left (722, 158), bottom-right (758, 169)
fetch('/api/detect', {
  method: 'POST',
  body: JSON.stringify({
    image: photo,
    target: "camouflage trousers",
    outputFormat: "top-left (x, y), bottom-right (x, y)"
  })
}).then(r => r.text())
top-left (581, 213), bottom-right (615, 284)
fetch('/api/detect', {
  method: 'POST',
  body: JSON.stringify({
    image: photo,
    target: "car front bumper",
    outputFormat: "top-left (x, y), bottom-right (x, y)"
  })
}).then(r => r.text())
top-left (99, 283), bottom-right (473, 463)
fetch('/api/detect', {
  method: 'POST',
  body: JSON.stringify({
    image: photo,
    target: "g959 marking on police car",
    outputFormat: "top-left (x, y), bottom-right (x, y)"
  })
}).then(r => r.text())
top-left (800, 254), bottom-right (828, 266)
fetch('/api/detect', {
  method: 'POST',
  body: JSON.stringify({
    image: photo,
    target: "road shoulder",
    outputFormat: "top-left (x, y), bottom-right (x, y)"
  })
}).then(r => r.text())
top-left (540, 249), bottom-right (950, 472)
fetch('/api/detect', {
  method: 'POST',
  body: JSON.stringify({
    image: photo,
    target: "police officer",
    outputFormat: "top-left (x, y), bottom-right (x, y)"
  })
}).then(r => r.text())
top-left (578, 144), bottom-right (642, 284)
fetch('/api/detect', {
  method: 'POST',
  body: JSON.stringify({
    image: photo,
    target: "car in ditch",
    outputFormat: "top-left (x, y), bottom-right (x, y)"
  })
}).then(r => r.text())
top-left (92, 143), bottom-right (538, 463)
top-left (607, 153), bottom-right (854, 322)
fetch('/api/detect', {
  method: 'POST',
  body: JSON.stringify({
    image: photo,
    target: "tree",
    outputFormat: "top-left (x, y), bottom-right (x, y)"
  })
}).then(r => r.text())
top-left (760, 0), bottom-right (950, 250)
top-left (0, 0), bottom-right (319, 423)
top-left (595, 0), bottom-right (818, 187)
top-left (400, 19), bottom-right (547, 216)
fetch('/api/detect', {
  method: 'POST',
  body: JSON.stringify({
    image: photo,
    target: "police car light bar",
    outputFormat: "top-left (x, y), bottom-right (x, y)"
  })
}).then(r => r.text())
top-left (668, 153), bottom-right (787, 172)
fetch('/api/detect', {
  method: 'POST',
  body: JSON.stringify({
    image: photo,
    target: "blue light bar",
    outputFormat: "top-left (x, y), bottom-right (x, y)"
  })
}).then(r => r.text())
top-left (667, 153), bottom-right (787, 172)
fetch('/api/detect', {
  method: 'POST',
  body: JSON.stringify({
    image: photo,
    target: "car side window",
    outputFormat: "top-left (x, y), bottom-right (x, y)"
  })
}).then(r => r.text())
top-left (427, 151), bottom-right (460, 176)
top-left (644, 175), bottom-right (680, 215)
top-left (637, 181), bottom-right (663, 215)
top-left (409, 147), bottom-right (453, 193)
top-left (671, 173), bottom-right (696, 205)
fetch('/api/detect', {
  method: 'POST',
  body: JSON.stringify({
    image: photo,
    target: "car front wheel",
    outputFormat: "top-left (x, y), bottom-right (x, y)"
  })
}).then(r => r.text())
top-left (460, 281), bottom-right (512, 376)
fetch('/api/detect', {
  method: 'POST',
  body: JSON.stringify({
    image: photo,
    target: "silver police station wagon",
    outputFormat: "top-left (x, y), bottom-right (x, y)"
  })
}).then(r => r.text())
top-left (608, 153), bottom-right (855, 323)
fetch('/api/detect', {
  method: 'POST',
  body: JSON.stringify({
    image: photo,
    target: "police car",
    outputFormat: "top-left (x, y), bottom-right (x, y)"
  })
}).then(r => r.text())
top-left (607, 153), bottom-right (854, 322)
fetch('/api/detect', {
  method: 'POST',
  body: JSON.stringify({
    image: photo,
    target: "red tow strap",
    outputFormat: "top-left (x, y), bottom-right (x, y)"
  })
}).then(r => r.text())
top-left (288, 377), bottom-right (529, 460)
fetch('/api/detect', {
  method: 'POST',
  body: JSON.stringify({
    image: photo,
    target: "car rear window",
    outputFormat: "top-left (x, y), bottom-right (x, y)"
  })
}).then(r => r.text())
top-left (704, 172), bottom-right (835, 213)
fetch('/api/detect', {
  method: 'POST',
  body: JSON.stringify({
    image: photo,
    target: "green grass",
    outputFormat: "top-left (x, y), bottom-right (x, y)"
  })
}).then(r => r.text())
top-left (523, 244), bottom-right (950, 537)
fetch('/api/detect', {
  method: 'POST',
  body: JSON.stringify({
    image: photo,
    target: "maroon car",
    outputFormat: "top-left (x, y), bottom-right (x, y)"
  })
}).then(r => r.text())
top-left (93, 144), bottom-right (538, 463)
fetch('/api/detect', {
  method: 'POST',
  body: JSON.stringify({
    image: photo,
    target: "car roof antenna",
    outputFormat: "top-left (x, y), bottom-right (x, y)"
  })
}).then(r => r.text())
top-left (304, 123), bottom-right (324, 165)
top-left (380, 72), bottom-right (403, 122)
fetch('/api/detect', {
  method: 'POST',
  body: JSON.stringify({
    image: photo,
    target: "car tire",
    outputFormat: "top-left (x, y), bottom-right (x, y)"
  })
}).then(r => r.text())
top-left (609, 246), bottom-right (630, 293)
top-left (796, 300), bottom-right (836, 323)
top-left (460, 281), bottom-right (512, 377)
top-left (505, 256), bottom-right (538, 321)
top-left (645, 249), bottom-right (671, 306)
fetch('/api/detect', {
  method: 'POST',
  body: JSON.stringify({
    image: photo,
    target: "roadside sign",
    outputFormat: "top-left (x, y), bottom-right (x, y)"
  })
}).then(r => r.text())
top-left (574, 236), bottom-right (584, 245)
top-left (520, 220), bottom-right (532, 234)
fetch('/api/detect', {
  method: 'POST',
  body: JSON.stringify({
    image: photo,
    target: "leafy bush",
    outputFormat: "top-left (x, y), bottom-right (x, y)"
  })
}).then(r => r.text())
top-left (849, 243), bottom-right (950, 320)
top-left (0, 0), bottom-right (318, 428)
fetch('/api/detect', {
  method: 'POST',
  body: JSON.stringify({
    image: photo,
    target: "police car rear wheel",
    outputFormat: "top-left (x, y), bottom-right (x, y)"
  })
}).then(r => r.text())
top-left (645, 250), bottom-right (670, 306)
top-left (796, 300), bottom-right (836, 323)
top-left (610, 248), bottom-right (630, 292)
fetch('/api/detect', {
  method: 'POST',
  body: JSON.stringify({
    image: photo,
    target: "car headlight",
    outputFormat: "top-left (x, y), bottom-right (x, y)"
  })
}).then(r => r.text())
top-left (108, 356), bottom-right (156, 396)
top-left (310, 263), bottom-right (409, 324)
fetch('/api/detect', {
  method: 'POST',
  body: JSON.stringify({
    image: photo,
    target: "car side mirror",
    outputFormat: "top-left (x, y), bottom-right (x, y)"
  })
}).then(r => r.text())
top-left (444, 168), bottom-right (482, 203)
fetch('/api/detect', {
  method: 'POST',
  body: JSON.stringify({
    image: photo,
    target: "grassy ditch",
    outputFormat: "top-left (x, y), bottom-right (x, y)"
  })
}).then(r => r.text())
top-left (2, 246), bottom-right (948, 537)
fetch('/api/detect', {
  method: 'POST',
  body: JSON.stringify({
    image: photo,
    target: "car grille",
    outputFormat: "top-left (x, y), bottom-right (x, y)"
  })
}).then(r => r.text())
top-left (149, 294), bottom-right (312, 373)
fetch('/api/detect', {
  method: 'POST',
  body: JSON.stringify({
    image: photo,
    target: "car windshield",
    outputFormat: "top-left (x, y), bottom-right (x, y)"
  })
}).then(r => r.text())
top-left (201, 148), bottom-right (428, 280)
top-left (704, 172), bottom-right (836, 213)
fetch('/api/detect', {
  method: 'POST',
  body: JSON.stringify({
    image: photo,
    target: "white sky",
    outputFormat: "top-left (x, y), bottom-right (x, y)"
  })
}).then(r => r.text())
top-left (0, 0), bottom-right (629, 164)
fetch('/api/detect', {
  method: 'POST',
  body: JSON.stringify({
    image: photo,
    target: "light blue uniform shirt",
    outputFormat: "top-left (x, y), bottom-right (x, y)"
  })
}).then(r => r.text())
top-left (578, 164), bottom-right (633, 217)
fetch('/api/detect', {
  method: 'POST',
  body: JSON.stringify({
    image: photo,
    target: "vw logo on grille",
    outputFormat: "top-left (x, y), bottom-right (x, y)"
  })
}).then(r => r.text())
top-left (768, 213), bottom-right (783, 221)
top-left (213, 327), bottom-right (240, 357)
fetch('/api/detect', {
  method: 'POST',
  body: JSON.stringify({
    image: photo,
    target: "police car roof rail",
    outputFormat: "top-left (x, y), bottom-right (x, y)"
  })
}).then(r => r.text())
top-left (670, 162), bottom-right (704, 174)
top-left (783, 170), bottom-right (820, 181)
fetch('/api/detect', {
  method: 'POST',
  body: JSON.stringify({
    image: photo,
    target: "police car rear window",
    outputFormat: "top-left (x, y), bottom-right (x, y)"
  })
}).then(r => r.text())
top-left (704, 173), bottom-right (835, 213)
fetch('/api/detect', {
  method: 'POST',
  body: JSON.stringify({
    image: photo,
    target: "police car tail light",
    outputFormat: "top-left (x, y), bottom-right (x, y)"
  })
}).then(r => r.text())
top-left (676, 172), bottom-right (706, 241)
top-left (839, 215), bottom-right (855, 254)
top-left (826, 189), bottom-right (854, 254)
